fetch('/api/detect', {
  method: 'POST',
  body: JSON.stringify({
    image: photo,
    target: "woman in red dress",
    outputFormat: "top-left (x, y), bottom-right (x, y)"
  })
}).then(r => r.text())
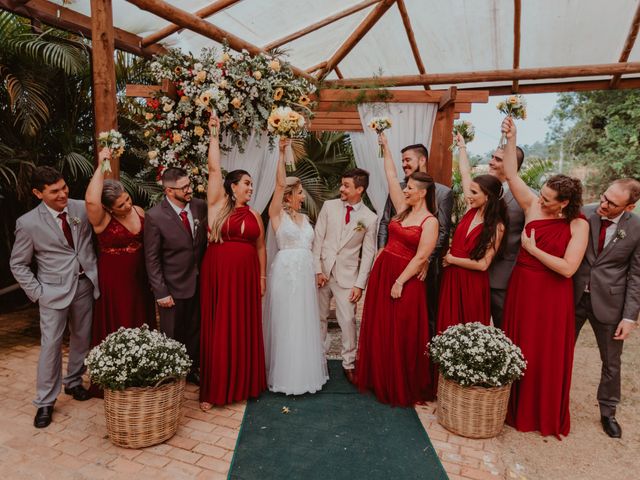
top-left (500, 118), bottom-right (589, 437)
top-left (355, 133), bottom-right (439, 406)
top-left (436, 134), bottom-right (507, 333)
top-left (199, 117), bottom-right (267, 409)
top-left (85, 148), bottom-right (155, 397)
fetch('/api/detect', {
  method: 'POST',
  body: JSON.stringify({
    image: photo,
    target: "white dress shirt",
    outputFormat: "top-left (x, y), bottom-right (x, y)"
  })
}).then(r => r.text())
top-left (44, 203), bottom-right (69, 232)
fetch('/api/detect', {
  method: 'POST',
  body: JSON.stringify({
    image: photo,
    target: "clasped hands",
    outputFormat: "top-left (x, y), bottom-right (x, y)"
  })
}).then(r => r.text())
top-left (316, 273), bottom-right (362, 303)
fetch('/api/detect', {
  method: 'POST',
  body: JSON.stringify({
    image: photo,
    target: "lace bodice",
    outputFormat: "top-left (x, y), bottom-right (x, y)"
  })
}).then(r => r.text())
top-left (97, 212), bottom-right (144, 255)
top-left (275, 213), bottom-right (313, 250)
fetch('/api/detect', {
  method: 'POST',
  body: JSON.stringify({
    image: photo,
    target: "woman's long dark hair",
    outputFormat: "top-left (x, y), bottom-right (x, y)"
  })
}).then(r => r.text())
top-left (469, 174), bottom-right (509, 261)
top-left (209, 169), bottom-right (250, 243)
top-left (393, 172), bottom-right (436, 223)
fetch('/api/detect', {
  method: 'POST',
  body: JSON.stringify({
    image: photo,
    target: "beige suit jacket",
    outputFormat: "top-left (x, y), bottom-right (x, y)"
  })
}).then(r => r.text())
top-left (312, 198), bottom-right (377, 290)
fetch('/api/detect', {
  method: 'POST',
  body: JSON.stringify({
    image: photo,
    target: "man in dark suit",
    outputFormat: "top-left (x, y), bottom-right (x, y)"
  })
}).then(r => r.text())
top-left (144, 167), bottom-right (208, 385)
top-left (487, 146), bottom-right (527, 329)
top-left (574, 178), bottom-right (640, 438)
top-left (377, 143), bottom-right (453, 338)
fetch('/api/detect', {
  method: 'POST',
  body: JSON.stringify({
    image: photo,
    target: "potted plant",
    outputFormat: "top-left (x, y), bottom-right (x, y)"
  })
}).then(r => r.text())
top-left (85, 325), bottom-right (192, 448)
top-left (429, 322), bottom-right (526, 438)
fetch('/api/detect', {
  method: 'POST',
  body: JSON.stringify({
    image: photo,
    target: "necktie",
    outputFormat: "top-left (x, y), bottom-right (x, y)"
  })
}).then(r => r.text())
top-left (597, 219), bottom-right (613, 255)
top-left (345, 205), bottom-right (354, 224)
top-left (57, 212), bottom-right (75, 249)
top-left (179, 211), bottom-right (193, 239)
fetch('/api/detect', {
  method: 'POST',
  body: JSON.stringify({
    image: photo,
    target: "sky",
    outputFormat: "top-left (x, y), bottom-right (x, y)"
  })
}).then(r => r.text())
top-left (459, 92), bottom-right (559, 158)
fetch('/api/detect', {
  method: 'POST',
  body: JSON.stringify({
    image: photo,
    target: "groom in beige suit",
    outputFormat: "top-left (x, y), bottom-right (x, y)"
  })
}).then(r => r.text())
top-left (313, 168), bottom-right (377, 383)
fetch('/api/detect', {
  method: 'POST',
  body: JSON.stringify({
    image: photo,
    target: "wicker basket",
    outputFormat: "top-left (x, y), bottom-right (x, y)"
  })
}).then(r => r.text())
top-left (436, 373), bottom-right (511, 439)
top-left (103, 377), bottom-right (186, 448)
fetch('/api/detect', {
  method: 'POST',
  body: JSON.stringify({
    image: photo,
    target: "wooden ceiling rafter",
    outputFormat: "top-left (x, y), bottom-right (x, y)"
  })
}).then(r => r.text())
top-left (512, 0), bottom-right (521, 93)
top-left (396, 0), bottom-right (429, 90)
top-left (471, 77), bottom-right (640, 96)
top-left (316, 0), bottom-right (396, 79)
top-left (141, 0), bottom-right (242, 47)
top-left (124, 0), bottom-right (314, 81)
top-left (263, 0), bottom-right (382, 51)
top-left (609, 2), bottom-right (640, 89)
top-left (334, 66), bottom-right (344, 79)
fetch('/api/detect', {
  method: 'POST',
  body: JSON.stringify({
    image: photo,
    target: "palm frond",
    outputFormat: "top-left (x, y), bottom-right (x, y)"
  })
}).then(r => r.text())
top-left (58, 151), bottom-right (94, 180)
top-left (8, 30), bottom-right (87, 75)
top-left (520, 158), bottom-right (554, 190)
top-left (5, 71), bottom-right (52, 136)
top-left (120, 171), bottom-right (163, 206)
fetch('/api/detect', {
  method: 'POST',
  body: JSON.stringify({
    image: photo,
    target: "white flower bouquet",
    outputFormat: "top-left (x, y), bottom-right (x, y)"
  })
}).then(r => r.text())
top-left (97, 130), bottom-right (125, 173)
top-left (428, 322), bottom-right (526, 387)
top-left (451, 120), bottom-right (475, 151)
top-left (85, 325), bottom-right (192, 390)
top-left (496, 95), bottom-right (527, 148)
top-left (368, 116), bottom-right (392, 157)
top-left (268, 106), bottom-right (305, 171)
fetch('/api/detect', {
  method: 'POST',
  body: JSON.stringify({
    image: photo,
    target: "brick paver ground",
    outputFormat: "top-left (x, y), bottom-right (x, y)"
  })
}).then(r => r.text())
top-left (0, 306), bottom-right (505, 479)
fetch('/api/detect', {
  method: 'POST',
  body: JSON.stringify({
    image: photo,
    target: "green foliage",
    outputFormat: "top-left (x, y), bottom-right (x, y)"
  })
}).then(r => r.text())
top-left (547, 90), bottom-right (640, 194)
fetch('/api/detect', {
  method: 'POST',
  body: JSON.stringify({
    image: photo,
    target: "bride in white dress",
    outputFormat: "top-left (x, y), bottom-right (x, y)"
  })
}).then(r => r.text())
top-left (262, 139), bottom-right (329, 395)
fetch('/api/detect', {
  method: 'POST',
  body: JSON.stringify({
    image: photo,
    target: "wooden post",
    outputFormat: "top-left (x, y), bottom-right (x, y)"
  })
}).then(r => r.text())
top-left (91, 0), bottom-right (119, 179)
top-left (429, 87), bottom-right (456, 186)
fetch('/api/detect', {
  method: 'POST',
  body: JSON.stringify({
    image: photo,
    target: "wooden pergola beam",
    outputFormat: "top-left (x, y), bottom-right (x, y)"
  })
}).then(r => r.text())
top-left (512, 0), bottom-right (521, 93)
top-left (305, 61), bottom-right (327, 74)
top-left (472, 77), bottom-right (640, 96)
top-left (317, 0), bottom-right (396, 79)
top-left (0, 0), bottom-right (165, 58)
top-left (334, 66), bottom-right (344, 79)
top-left (125, 0), bottom-right (315, 81)
top-left (263, 0), bottom-right (382, 50)
top-left (609, 2), bottom-right (640, 89)
top-left (141, 0), bottom-right (241, 47)
top-left (324, 61), bottom-right (640, 87)
top-left (396, 0), bottom-right (429, 90)
top-left (315, 88), bottom-right (489, 103)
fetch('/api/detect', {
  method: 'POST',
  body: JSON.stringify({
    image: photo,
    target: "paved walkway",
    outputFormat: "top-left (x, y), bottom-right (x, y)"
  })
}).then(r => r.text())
top-left (0, 306), bottom-right (505, 479)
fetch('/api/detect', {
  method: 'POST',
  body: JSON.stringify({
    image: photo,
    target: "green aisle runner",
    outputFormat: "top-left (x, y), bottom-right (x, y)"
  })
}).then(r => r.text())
top-left (228, 361), bottom-right (448, 479)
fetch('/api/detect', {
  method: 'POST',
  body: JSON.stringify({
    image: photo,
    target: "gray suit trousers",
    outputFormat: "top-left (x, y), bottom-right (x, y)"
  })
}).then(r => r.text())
top-left (575, 293), bottom-right (623, 416)
top-left (35, 277), bottom-right (93, 408)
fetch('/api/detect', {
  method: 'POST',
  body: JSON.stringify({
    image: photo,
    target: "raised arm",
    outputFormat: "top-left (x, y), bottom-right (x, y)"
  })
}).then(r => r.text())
top-left (85, 147), bottom-right (110, 231)
top-left (455, 133), bottom-right (473, 210)
top-left (268, 138), bottom-right (290, 232)
top-left (379, 132), bottom-right (405, 214)
top-left (520, 217), bottom-right (589, 278)
top-left (206, 116), bottom-right (224, 208)
top-left (445, 224), bottom-right (505, 271)
top-left (391, 217), bottom-right (438, 298)
top-left (502, 118), bottom-right (537, 213)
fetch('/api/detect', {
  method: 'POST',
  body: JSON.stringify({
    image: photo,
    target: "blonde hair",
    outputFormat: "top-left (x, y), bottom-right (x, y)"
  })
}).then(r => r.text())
top-left (282, 176), bottom-right (302, 215)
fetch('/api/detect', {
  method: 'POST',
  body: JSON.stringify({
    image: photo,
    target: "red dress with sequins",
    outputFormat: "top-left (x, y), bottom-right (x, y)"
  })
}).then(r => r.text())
top-left (356, 218), bottom-right (435, 406)
top-left (199, 206), bottom-right (266, 406)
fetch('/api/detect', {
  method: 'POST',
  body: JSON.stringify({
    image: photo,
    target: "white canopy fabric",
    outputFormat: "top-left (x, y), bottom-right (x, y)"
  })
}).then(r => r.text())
top-left (60, 0), bottom-right (640, 89)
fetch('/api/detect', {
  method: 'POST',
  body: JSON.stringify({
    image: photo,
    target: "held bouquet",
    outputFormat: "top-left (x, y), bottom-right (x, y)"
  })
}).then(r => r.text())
top-left (268, 106), bottom-right (305, 171)
top-left (369, 116), bottom-right (392, 157)
top-left (428, 322), bottom-right (526, 388)
top-left (85, 325), bottom-right (192, 390)
top-left (450, 120), bottom-right (475, 151)
top-left (97, 130), bottom-right (126, 173)
top-left (496, 95), bottom-right (527, 148)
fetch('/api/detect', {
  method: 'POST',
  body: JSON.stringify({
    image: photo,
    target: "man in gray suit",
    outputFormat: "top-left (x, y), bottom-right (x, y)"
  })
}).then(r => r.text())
top-left (378, 143), bottom-right (453, 338)
top-left (574, 178), bottom-right (640, 438)
top-left (144, 167), bottom-right (208, 385)
top-left (487, 146), bottom-right (527, 328)
top-left (10, 166), bottom-right (99, 428)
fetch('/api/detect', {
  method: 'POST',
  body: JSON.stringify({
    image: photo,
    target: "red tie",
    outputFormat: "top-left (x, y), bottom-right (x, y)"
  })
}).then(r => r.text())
top-left (345, 205), bottom-right (354, 224)
top-left (597, 219), bottom-right (613, 255)
top-left (179, 211), bottom-right (192, 239)
top-left (57, 212), bottom-right (75, 249)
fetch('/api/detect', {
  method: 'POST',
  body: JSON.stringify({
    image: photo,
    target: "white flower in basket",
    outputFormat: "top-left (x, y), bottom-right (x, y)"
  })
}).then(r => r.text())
top-left (428, 322), bottom-right (526, 438)
top-left (85, 325), bottom-right (192, 448)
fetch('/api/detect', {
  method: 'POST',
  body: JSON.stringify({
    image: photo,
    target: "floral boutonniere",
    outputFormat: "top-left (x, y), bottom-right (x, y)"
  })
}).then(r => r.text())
top-left (194, 218), bottom-right (201, 232)
top-left (354, 220), bottom-right (366, 232)
top-left (615, 229), bottom-right (626, 241)
top-left (70, 216), bottom-right (81, 227)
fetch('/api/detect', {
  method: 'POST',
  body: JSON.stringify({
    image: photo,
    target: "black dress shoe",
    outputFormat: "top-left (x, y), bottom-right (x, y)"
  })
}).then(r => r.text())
top-left (601, 415), bottom-right (622, 438)
top-left (34, 406), bottom-right (53, 428)
top-left (64, 384), bottom-right (92, 401)
top-left (186, 371), bottom-right (200, 386)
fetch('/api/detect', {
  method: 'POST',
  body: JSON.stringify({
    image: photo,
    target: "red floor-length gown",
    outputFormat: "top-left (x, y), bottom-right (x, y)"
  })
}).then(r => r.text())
top-left (503, 217), bottom-right (584, 438)
top-left (90, 212), bottom-right (155, 397)
top-left (356, 217), bottom-right (434, 406)
top-left (200, 206), bottom-right (266, 405)
top-left (436, 208), bottom-right (491, 333)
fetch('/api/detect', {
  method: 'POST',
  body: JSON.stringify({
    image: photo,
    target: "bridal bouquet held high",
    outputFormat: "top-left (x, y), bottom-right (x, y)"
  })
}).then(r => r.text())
top-left (97, 130), bottom-right (125, 173)
top-left (267, 106), bottom-right (305, 171)
top-left (451, 120), bottom-right (475, 151)
top-left (369, 117), bottom-right (392, 157)
top-left (496, 95), bottom-right (526, 148)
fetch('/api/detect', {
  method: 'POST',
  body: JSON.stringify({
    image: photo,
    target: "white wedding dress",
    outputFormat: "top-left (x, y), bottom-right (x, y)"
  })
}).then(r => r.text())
top-left (263, 212), bottom-right (329, 394)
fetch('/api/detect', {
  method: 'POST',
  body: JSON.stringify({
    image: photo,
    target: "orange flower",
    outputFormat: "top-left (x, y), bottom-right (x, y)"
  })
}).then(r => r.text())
top-left (231, 97), bottom-right (242, 109)
top-left (273, 88), bottom-right (284, 101)
top-left (298, 95), bottom-right (311, 106)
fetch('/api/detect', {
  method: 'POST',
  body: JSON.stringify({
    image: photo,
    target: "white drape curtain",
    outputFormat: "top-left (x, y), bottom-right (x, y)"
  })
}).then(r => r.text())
top-left (220, 132), bottom-right (278, 213)
top-left (349, 103), bottom-right (438, 214)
